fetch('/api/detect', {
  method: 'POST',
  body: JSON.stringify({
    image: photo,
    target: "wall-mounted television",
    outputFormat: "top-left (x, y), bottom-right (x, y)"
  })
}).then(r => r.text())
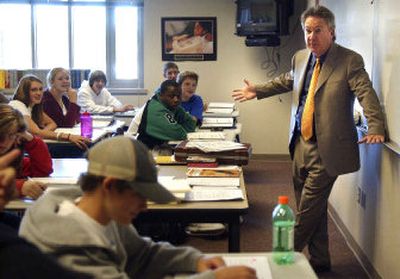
top-left (235, 0), bottom-right (293, 46)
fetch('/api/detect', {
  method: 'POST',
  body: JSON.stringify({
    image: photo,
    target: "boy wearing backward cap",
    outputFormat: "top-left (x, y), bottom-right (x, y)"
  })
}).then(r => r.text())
top-left (19, 136), bottom-right (256, 279)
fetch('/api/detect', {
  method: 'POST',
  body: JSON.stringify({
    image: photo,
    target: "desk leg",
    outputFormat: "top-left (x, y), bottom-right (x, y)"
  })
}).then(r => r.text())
top-left (228, 217), bottom-right (240, 252)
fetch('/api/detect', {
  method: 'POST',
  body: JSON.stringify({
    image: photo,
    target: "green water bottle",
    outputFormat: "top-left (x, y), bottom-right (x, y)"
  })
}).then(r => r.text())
top-left (272, 195), bottom-right (295, 264)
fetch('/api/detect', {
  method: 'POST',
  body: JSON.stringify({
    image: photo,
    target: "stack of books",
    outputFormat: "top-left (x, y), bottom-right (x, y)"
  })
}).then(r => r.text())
top-left (174, 140), bottom-right (251, 165)
top-left (201, 102), bottom-right (239, 129)
top-left (186, 166), bottom-right (241, 187)
top-left (184, 166), bottom-right (244, 201)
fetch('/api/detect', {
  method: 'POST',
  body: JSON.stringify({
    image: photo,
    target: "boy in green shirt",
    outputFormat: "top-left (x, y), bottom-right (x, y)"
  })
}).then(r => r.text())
top-left (138, 80), bottom-right (196, 149)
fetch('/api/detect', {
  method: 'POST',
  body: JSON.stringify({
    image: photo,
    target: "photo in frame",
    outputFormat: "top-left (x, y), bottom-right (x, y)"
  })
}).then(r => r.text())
top-left (161, 17), bottom-right (217, 61)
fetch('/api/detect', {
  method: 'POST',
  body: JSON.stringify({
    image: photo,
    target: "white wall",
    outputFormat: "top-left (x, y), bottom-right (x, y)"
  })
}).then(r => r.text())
top-left (143, 0), bottom-right (306, 154)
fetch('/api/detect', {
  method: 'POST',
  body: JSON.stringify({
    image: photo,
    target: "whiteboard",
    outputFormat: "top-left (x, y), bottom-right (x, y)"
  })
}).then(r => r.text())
top-left (372, 0), bottom-right (400, 152)
top-left (323, 0), bottom-right (400, 153)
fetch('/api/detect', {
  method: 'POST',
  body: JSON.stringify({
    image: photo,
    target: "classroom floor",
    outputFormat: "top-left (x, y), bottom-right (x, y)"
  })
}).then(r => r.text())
top-left (180, 158), bottom-right (369, 279)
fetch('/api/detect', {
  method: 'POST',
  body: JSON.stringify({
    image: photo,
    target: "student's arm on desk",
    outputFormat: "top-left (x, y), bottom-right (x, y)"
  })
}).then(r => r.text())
top-left (24, 115), bottom-right (57, 140)
top-left (24, 115), bottom-right (89, 148)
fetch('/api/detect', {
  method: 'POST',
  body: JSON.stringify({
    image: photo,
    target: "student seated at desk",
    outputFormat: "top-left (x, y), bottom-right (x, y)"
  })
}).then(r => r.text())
top-left (137, 80), bottom-right (196, 149)
top-left (0, 104), bottom-right (52, 200)
top-left (9, 75), bottom-right (90, 149)
top-left (42, 67), bottom-right (81, 128)
top-left (154, 62), bottom-right (180, 95)
top-left (126, 63), bottom-right (181, 135)
top-left (0, 150), bottom-right (92, 278)
top-left (177, 71), bottom-right (204, 125)
top-left (19, 136), bottom-right (256, 279)
top-left (78, 70), bottom-right (134, 114)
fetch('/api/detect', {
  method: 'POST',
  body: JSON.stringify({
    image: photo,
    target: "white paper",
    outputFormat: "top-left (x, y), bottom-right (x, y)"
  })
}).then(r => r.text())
top-left (184, 188), bottom-right (244, 201)
top-left (208, 102), bottom-right (236, 109)
top-left (202, 118), bottom-right (234, 125)
top-left (222, 255), bottom-right (272, 279)
top-left (187, 177), bottom-right (240, 187)
top-left (158, 176), bottom-right (191, 193)
top-left (186, 140), bottom-right (245, 152)
top-left (205, 107), bottom-right (234, 114)
top-left (187, 131), bottom-right (226, 141)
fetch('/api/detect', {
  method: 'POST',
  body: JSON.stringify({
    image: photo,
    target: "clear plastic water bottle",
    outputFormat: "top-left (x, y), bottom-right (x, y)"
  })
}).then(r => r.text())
top-left (272, 195), bottom-right (295, 265)
top-left (80, 111), bottom-right (93, 138)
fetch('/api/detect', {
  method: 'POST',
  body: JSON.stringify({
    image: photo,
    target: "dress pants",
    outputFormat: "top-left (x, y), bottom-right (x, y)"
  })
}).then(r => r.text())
top-left (292, 135), bottom-right (337, 266)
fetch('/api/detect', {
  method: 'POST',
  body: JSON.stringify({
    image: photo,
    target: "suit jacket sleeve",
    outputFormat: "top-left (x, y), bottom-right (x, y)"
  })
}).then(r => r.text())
top-left (347, 53), bottom-right (385, 136)
top-left (254, 70), bottom-right (294, 99)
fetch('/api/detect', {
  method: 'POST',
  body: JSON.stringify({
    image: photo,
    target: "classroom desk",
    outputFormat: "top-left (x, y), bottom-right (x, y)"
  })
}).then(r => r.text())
top-left (91, 110), bottom-right (137, 127)
top-left (6, 160), bottom-right (249, 252)
top-left (135, 165), bottom-right (249, 252)
top-left (171, 252), bottom-right (317, 279)
top-left (114, 109), bottom-right (137, 126)
top-left (45, 120), bottom-right (125, 158)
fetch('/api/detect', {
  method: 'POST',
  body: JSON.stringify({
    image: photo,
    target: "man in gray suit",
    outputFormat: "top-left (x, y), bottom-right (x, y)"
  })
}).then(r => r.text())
top-left (232, 5), bottom-right (385, 273)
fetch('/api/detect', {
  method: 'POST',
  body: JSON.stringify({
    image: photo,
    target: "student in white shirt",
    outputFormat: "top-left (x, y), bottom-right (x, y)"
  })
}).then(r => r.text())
top-left (9, 75), bottom-right (89, 149)
top-left (78, 70), bottom-right (134, 114)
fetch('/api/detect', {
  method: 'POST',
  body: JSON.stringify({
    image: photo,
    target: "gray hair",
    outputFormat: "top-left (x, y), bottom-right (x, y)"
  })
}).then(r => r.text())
top-left (301, 5), bottom-right (336, 41)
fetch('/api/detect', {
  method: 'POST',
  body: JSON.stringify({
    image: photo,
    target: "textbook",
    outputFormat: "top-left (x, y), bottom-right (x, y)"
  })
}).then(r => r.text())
top-left (175, 140), bottom-right (251, 165)
top-left (186, 177), bottom-right (240, 187)
top-left (187, 131), bottom-right (226, 141)
top-left (184, 187), bottom-right (244, 201)
top-left (186, 166), bottom-right (241, 186)
top-left (186, 166), bottom-right (241, 177)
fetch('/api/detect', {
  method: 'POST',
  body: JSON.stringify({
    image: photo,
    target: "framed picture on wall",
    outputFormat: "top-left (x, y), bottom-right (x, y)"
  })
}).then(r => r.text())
top-left (161, 17), bottom-right (217, 61)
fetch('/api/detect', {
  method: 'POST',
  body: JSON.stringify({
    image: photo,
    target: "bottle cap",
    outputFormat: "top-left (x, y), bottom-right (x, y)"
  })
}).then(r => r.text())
top-left (278, 195), bottom-right (289, 204)
top-left (82, 111), bottom-right (90, 116)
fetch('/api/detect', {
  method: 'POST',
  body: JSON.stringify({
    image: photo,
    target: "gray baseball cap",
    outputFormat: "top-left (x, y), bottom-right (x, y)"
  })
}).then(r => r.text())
top-left (87, 136), bottom-right (177, 204)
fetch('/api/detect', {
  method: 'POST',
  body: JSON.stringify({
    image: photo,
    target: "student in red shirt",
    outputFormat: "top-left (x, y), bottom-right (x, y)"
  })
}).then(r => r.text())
top-left (0, 104), bottom-right (53, 199)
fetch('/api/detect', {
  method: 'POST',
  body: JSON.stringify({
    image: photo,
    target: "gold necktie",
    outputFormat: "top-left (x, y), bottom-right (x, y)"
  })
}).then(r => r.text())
top-left (301, 58), bottom-right (321, 141)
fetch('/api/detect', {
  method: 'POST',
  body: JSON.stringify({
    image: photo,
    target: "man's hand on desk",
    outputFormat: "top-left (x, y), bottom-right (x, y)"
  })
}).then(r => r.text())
top-left (358, 134), bottom-right (385, 144)
top-left (197, 256), bottom-right (257, 279)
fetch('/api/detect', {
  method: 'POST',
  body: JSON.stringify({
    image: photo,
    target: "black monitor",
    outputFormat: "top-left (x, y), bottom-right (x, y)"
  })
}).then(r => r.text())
top-left (235, 0), bottom-right (293, 37)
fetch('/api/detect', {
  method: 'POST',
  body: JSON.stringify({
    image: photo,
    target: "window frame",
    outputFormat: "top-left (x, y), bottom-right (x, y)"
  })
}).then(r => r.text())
top-left (1, 0), bottom-right (143, 89)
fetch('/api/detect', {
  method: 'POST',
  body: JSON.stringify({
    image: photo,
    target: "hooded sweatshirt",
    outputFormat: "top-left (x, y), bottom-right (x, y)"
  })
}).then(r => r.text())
top-left (78, 80), bottom-right (123, 114)
top-left (19, 187), bottom-right (215, 279)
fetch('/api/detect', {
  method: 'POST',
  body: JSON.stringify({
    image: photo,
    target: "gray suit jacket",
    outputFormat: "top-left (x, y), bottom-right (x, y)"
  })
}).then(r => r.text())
top-left (255, 43), bottom-right (385, 176)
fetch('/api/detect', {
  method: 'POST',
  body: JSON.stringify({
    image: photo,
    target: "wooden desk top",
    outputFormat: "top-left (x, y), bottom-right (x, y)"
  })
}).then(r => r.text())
top-left (6, 159), bottom-right (248, 212)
